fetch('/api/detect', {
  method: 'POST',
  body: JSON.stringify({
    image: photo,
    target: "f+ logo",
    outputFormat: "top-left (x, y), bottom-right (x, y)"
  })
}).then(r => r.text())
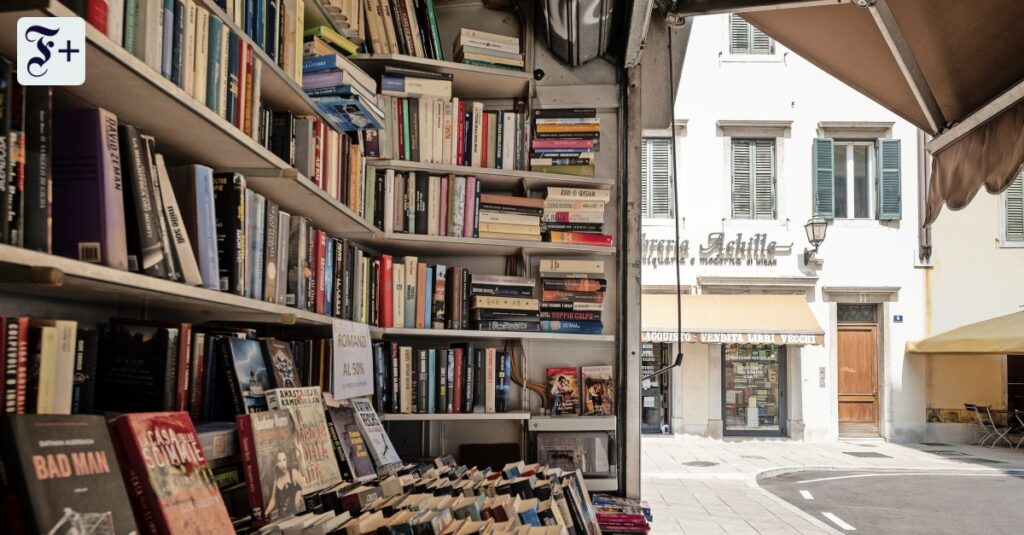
top-left (17, 17), bottom-right (85, 86)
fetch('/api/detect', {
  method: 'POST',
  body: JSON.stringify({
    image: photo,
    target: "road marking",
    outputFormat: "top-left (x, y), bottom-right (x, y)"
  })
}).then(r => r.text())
top-left (799, 490), bottom-right (814, 500)
top-left (797, 472), bottom-right (1015, 484)
top-left (822, 512), bottom-right (856, 531)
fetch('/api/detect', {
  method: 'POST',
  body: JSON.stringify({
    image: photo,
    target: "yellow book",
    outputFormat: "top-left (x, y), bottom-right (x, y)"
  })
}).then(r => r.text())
top-left (534, 123), bottom-right (601, 133)
top-left (304, 25), bottom-right (359, 56)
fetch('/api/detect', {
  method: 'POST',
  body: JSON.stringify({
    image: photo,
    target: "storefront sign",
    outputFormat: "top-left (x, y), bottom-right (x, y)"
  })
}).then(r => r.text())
top-left (642, 330), bottom-right (820, 346)
top-left (642, 232), bottom-right (794, 269)
top-left (331, 319), bottom-right (373, 400)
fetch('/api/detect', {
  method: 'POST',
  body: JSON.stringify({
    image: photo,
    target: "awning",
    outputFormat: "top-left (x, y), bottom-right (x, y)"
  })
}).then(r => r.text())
top-left (906, 310), bottom-right (1024, 355)
top-left (641, 294), bottom-right (824, 345)
top-left (713, 0), bottom-right (1024, 225)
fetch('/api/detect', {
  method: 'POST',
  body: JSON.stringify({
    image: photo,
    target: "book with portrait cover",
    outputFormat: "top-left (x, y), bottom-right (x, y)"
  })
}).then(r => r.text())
top-left (287, 402), bottom-right (343, 495)
top-left (581, 365), bottom-right (614, 416)
top-left (107, 411), bottom-right (233, 534)
top-left (219, 337), bottom-right (271, 414)
top-left (236, 410), bottom-right (307, 526)
top-left (261, 338), bottom-right (302, 389)
top-left (0, 414), bottom-right (139, 535)
top-left (323, 397), bottom-right (377, 482)
top-left (546, 367), bottom-right (579, 416)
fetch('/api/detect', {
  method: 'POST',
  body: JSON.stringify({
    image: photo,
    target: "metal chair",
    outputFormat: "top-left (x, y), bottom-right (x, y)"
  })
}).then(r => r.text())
top-left (980, 405), bottom-right (1014, 448)
top-left (964, 404), bottom-right (994, 446)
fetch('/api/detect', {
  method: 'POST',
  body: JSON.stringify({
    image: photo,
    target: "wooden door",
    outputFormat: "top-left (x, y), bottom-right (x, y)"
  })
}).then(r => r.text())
top-left (838, 325), bottom-right (879, 435)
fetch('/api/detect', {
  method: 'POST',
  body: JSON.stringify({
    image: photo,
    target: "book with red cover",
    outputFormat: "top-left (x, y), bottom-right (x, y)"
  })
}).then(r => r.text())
top-left (545, 231), bottom-right (613, 246)
top-left (451, 346), bottom-right (464, 413)
top-left (379, 254), bottom-right (394, 328)
top-left (542, 278), bottom-right (607, 292)
top-left (108, 412), bottom-right (232, 534)
top-left (314, 229), bottom-right (327, 314)
top-left (236, 410), bottom-right (307, 526)
top-left (546, 367), bottom-right (580, 416)
top-left (86, 0), bottom-right (108, 33)
top-left (2, 316), bottom-right (29, 414)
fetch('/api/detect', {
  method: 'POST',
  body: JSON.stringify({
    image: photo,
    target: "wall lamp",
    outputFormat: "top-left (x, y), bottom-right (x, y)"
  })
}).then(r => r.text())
top-left (803, 215), bottom-right (829, 265)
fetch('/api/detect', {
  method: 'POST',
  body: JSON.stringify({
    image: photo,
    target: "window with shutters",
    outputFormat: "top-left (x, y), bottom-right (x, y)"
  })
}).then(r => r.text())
top-left (832, 141), bottom-right (876, 219)
top-left (731, 139), bottom-right (776, 220)
top-left (642, 138), bottom-right (674, 219)
top-left (1002, 170), bottom-right (1024, 247)
top-left (812, 137), bottom-right (900, 221)
top-left (729, 14), bottom-right (775, 55)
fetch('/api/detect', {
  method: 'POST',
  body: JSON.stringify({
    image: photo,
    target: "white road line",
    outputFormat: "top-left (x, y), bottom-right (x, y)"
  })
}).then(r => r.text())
top-left (799, 490), bottom-right (814, 500)
top-left (797, 472), bottom-right (1013, 484)
top-left (822, 512), bottom-right (856, 531)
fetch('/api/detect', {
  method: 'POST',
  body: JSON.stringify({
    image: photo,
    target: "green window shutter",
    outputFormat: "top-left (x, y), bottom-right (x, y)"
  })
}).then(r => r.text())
top-left (1005, 171), bottom-right (1024, 242)
top-left (812, 138), bottom-right (835, 219)
top-left (732, 140), bottom-right (753, 219)
top-left (752, 140), bottom-right (776, 219)
top-left (877, 138), bottom-right (902, 221)
top-left (729, 14), bottom-right (750, 54)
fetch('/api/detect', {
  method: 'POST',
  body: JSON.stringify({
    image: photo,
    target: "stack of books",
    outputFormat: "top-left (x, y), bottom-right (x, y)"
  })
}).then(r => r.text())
top-left (543, 188), bottom-right (613, 246)
top-left (593, 495), bottom-right (653, 535)
top-left (531, 108), bottom-right (600, 177)
top-left (471, 294), bottom-right (541, 333)
top-left (454, 29), bottom-right (525, 71)
top-left (319, 0), bottom-right (366, 45)
top-left (303, 46), bottom-right (384, 130)
top-left (539, 259), bottom-right (606, 335)
top-left (478, 194), bottom-right (545, 241)
top-left (469, 275), bottom-right (539, 331)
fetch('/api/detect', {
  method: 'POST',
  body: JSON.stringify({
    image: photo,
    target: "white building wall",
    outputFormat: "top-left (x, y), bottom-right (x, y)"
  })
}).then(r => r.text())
top-left (643, 15), bottom-right (928, 442)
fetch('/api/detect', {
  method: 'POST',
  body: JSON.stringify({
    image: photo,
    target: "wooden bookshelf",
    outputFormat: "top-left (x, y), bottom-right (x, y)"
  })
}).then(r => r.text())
top-left (362, 232), bottom-right (615, 257)
top-left (380, 412), bottom-right (530, 421)
top-left (377, 327), bottom-right (614, 342)
top-left (352, 54), bottom-right (532, 99)
top-left (369, 160), bottom-right (614, 190)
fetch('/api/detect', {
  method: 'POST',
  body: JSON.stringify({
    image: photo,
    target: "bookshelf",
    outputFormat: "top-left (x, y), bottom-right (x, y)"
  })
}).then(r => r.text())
top-left (376, 327), bottom-right (615, 342)
top-left (380, 412), bottom-right (530, 421)
top-left (529, 415), bottom-right (617, 432)
top-left (352, 54), bottom-right (532, 99)
top-left (361, 232), bottom-right (615, 257)
top-left (369, 160), bottom-right (615, 189)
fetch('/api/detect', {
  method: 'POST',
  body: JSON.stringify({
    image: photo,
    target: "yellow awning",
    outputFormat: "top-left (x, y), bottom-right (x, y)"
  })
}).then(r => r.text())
top-left (906, 310), bottom-right (1024, 354)
top-left (641, 294), bottom-right (824, 346)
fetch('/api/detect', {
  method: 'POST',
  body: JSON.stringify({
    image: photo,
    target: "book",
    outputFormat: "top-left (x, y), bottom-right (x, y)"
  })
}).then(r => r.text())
top-left (262, 338), bottom-right (303, 389)
top-left (0, 414), bottom-right (139, 535)
top-left (154, 153), bottom-right (203, 285)
top-left (581, 366), bottom-right (613, 416)
top-left (288, 402), bottom-right (344, 495)
top-left (538, 259), bottom-right (605, 277)
top-left (350, 396), bottom-right (401, 468)
top-left (95, 322), bottom-right (177, 413)
top-left (236, 410), bottom-right (307, 525)
top-left (324, 397), bottom-right (377, 482)
top-left (28, 319), bottom-right (77, 415)
top-left (168, 164), bottom-right (220, 290)
top-left (219, 337), bottom-right (271, 414)
top-left (108, 412), bottom-right (234, 534)
top-left (547, 367), bottom-right (579, 416)
top-left (265, 386), bottom-right (324, 410)
top-left (118, 124), bottom-right (167, 277)
top-left (21, 86), bottom-right (52, 253)
top-left (545, 232), bottom-right (613, 247)
top-left (213, 172), bottom-right (246, 294)
top-left (540, 321), bottom-right (604, 335)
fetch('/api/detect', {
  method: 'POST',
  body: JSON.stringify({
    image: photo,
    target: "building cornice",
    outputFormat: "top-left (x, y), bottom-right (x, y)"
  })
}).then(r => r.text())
top-left (698, 276), bottom-right (818, 294)
top-left (716, 120), bottom-right (793, 138)
top-left (822, 286), bottom-right (901, 303)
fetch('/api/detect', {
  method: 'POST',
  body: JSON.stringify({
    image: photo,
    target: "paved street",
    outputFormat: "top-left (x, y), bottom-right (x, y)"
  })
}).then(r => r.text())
top-left (641, 435), bottom-right (1024, 535)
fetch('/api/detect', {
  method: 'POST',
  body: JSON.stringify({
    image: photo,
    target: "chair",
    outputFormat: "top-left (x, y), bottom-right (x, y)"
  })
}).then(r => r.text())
top-left (964, 404), bottom-right (994, 446)
top-left (980, 405), bottom-right (1014, 448)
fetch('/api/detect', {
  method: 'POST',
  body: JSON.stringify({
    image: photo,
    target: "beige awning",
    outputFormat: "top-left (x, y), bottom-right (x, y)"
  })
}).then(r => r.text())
top-left (738, 0), bottom-right (1024, 225)
top-left (906, 310), bottom-right (1024, 355)
top-left (641, 294), bottom-right (824, 345)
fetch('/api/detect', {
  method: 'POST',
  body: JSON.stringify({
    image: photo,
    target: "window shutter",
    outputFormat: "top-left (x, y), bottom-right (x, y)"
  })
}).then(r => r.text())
top-left (877, 138), bottom-right (902, 221)
top-left (641, 140), bottom-right (650, 218)
top-left (641, 138), bottom-right (673, 219)
top-left (731, 140), bottom-right (753, 219)
top-left (751, 26), bottom-right (774, 54)
top-left (1005, 171), bottom-right (1024, 242)
top-left (752, 140), bottom-right (776, 219)
top-left (812, 138), bottom-right (835, 219)
top-left (729, 14), bottom-right (750, 54)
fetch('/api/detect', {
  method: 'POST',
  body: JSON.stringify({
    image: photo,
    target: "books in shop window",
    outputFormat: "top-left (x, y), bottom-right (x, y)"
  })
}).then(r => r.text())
top-left (547, 367), bottom-right (580, 416)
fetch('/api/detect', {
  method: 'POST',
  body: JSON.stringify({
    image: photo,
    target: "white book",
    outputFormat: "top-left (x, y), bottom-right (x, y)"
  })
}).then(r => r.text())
top-left (383, 169), bottom-right (395, 233)
top-left (193, 6), bottom-right (209, 102)
top-left (217, 27), bottom-right (229, 117)
top-left (458, 28), bottom-right (519, 48)
top-left (403, 0), bottom-right (424, 57)
top-left (107, 0), bottom-right (125, 46)
top-left (32, 320), bottom-right (77, 415)
top-left (419, 99), bottom-right (433, 163)
top-left (393, 264), bottom-right (405, 328)
top-left (441, 100), bottom-right (453, 166)
top-left (399, 346), bottom-right (413, 413)
top-left (452, 176), bottom-right (466, 237)
top-left (155, 154), bottom-right (204, 286)
top-left (545, 187), bottom-right (612, 202)
top-left (449, 97), bottom-right (460, 164)
top-left (281, 0), bottom-right (296, 82)
top-left (433, 99), bottom-right (443, 166)
top-left (277, 210), bottom-right (290, 304)
top-left (294, 0), bottom-right (306, 82)
top-left (538, 259), bottom-right (605, 276)
top-left (137, 0), bottom-right (163, 71)
top-left (182, 0), bottom-right (196, 96)
top-left (403, 257), bottom-right (417, 328)
top-left (234, 0), bottom-right (244, 26)
top-left (471, 102), bottom-right (484, 167)
top-left (485, 348), bottom-right (496, 413)
top-left (250, 60), bottom-right (263, 140)
top-left (427, 176), bottom-right (440, 236)
top-left (502, 111), bottom-right (516, 170)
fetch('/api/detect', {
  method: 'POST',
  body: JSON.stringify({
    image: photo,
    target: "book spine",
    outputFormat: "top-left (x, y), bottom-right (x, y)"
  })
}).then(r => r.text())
top-left (539, 320), bottom-right (603, 334)
top-left (22, 87), bottom-right (51, 253)
top-left (236, 415), bottom-right (269, 526)
top-left (416, 349), bottom-right (427, 413)
top-left (484, 348), bottom-right (495, 413)
top-left (161, 0), bottom-right (174, 78)
top-left (216, 337), bottom-right (245, 415)
top-left (423, 0), bottom-right (443, 60)
top-left (108, 419), bottom-right (162, 534)
top-left (496, 351), bottom-right (510, 412)
top-left (452, 347), bottom-right (463, 413)
top-left (389, 342), bottom-right (399, 413)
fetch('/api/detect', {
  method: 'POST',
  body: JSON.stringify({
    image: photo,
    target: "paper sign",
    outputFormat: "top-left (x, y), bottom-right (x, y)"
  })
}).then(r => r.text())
top-left (331, 319), bottom-right (374, 400)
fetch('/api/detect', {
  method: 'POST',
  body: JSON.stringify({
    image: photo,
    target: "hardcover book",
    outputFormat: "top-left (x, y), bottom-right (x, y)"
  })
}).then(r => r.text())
top-left (0, 414), bottom-right (139, 535)
top-left (547, 367), bottom-right (580, 416)
top-left (581, 366), bottom-right (614, 416)
top-left (108, 411), bottom-right (233, 534)
top-left (265, 386), bottom-right (324, 410)
top-left (236, 410), bottom-right (307, 525)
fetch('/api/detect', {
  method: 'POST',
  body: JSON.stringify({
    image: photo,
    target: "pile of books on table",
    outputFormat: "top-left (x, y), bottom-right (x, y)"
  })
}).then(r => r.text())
top-left (479, 194), bottom-right (545, 242)
top-left (454, 29), bottom-right (525, 71)
top-left (303, 29), bottom-right (384, 130)
top-left (593, 495), bottom-right (653, 535)
top-left (470, 275), bottom-right (539, 332)
top-left (539, 259), bottom-right (606, 335)
top-left (543, 188), bottom-right (612, 246)
top-left (531, 108), bottom-right (600, 176)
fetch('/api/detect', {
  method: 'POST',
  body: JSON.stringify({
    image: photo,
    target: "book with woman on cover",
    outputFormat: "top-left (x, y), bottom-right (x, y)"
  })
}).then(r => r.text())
top-left (236, 410), bottom-right (308, 525)
top-left (547, 367), bottom-right (580, 416)
top-left (581, 365), bottom-right (614, 416)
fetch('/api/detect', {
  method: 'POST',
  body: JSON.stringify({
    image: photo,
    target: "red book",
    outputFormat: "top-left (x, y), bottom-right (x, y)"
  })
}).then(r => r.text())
top-left (379, 254), bottom-right (394, 327)
top-left (237, 41), bottom-right (249, 131)
top-left (532, 139), bottom-right (594, 150)
top-left (456, 101), bottom-right (466, 165)
top-left (396, 99), bottom-right (406, 160)
top-left (452, 347), bottom-right (464, 413)
top-left (188, 332), bottom-right (207, 422)
top-left (87, 0), bottom-right (108, 33)
top-left (108, 412), bottom-right (233, 534)
top-left (2, 316), bottom-right (29, 414)
top-left (314, 230), bottom-right (327, 314)
top-left (546, 231), bottom-right (613, 247)
top-left (481, 114), bottom-right (489, 168)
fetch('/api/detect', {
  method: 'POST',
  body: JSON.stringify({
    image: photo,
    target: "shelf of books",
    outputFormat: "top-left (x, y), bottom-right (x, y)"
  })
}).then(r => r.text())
top-left (380, 411), bottom-right (530, 421)
top-left (363, 233), bottom-right (615, 257)
top-left (353, 54), bottom-right (532, 99)
top-left (370, 159), bottom-right (615, 189)
top-left (378, 327), bottom-right (615, 343)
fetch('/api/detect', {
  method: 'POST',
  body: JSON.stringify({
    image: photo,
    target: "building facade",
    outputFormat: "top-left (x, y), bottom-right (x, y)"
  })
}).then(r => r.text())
top-left (640, 14), bottom-right (929, 442)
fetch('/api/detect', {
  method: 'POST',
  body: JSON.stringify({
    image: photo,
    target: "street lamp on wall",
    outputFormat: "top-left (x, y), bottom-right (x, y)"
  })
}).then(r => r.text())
top-left (803, 216), bottom-right (829, 265)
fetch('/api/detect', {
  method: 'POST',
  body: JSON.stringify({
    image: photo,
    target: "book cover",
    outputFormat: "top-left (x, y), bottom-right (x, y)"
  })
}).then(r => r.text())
top-left (263, 201), bottom-right (281, 302)
top-left (288, 402), bottom-right (343, 495)
top-left (350, 396), bottom-right (401, 468)
top-left (118, 124), bottom-right (167, 277)
top-left (0, 414), bottom-right (139, 534)
top-left (236, 410), bottom-right (307, 525)
top-left (108, 412), bottom-right (233, 534)
top-left (219, 337), bottom-right (271, 414)
top-left (70, 327), bottom-right (98, 414)
top-left (265, 386), bottom-right (323, 411)
top-left (95, 323), bottom-right (177, 413)
top-left (546, 367), bottom-right (579, 416)
top-left (261, 338), bottom-right (302, 389)
top-left (168, 164), bottom-right (220, 290)
top-left (212, 172), bottom-right (246, 294)
top-left (581, 365), bottom-right (614, 416)
top-left (324, 397), bottom-right (377, 482)
top-left (496, 351), bottom-right (510, 413)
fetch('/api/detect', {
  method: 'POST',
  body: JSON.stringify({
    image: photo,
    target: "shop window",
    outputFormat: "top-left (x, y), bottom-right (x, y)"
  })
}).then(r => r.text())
top-left (729, 14), bottom-right (775, 55)
top-left (723, 344), bottom-right (786, 436)
top-left (1002, 169), bottom-right (1024, 246)
top-left (641, 138), bottom-right (674, 220)
top-left (731, 139), bottom-right (776, 220)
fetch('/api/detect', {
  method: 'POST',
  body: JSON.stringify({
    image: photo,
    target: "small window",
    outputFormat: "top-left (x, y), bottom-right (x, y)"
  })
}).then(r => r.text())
top-left (1002, 169), bottom-right (1024, 246)
top-left (833, 141), bottom-right (876, 219)
top-left (731, 139), bottom-right (776, 220)
top-left (642, 137), bottom-right (674, 219)
top-left (838, 304), bottom-right (876, 323)
top-left (729, 14), bottom-right (775, 55)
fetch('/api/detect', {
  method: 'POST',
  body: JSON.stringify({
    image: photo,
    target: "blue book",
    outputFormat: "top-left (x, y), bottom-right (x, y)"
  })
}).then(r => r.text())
top-left (226, 31), bottom-right (240, 125)
top-left (254, 0), bottom-right (265, 51)
top-left (313, 98), bottom-right (384, 131)
top-left (304, 84), bottom-right (357, 97)
top-left (427, 349), bottom-right (436, 413)
top-left (518, 502), bottom-right (542, 527)
top-left (539, 320), bottom-right (604, 335)
top-left (170, 0), bottom-right (185, 85)
top-left (324, 238), bottom-right (335, 315)
top-left (302, 54), bottom-right (352, 73)
top-left (162, 0), bottom-right (174, 78)
top-left (495, 110), bottom-right (504, 169)
top-left (423, 267), bottom-right (434, 329)
top-left (168, 165), bottom-right (220, 290)
top-left (244, 0), bottom-right (255, 38)
top-left (206, 18), bottom-right (223, 110)
top-left (496, 351), bottom-right (510, 412)
top-left (266, 0), bottom-right (279, 61)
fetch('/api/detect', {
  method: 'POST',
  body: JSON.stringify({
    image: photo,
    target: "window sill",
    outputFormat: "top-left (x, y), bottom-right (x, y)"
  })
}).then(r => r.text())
top-left (720, 53), bottom-right (785, 64)
top-left (725, 218), bottom-right (786, 228)
top-left (830, 218), bottom-right (887, 229)
top-left (998, 240), bottom-right (1024, 249)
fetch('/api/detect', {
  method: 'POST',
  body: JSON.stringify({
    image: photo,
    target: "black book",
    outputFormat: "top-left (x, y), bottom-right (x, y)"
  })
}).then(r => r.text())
top-left (304, 223), bottom-right (316, 310)
top-left (370, 258), bottom-right (380, 326)
top-left (0, 59), bottom-right (12, 245)
top-left (22, 86), bottom-right (51, 253)
top-left (333, 238), bottom-right (345, 318)
top-left (411, 0), bottom-right (439, 60)
top-left (263, 201), bottom-right (280, 302)
top-left (342, 240), bottom-right (355, 320)
top-left (496, 351), bottom-right (510, 413)
top-left (472, 309), bottom-right (539, 321)
top-left (471, 349), bottom-right (485, 413)
top-left (413, 172), bottom-right (428, 234)
top-left (142, 135), bottom-right (180, 280)
top-left (388, 0), bottom-right (412, 55)
top-left (266, 0), bottom-right (280, 62)
top-left (478, 203), bottom-right (543, 217)
top-left (372, 342), bottom-right (388, 413)
top-left (409, 98), bottom-right (420, 162)
top-left (533, 108), bottom-right (597, 119)
top-left (475, 320), bottom-right (542, 332)
top-left (118, 124), bottom-right (165, 277)
top-left (383, 65), bottom-right (453, 81)
top-left (416, 348), bottom-right (428, 413)
top-left (217, 337), bottom-right (270, 415)
top-left (461, 267), bottom-right (471, 330)
top-left (534, 131), bottom-right (601, 140)
top-left (70, 327), bottom-right (98, 414)
top-left (269, 111), bottom-right (295, 165)
top-left (374, 171), bottom-right (385, 230)
top-left (212, 172), bottom-right (245, 294)
top-left (94, 323), bottom-right (177, 413)
top-left (171, 0), bottom-right (185, 86)
top-left (6, 82), bottom-right (26, 248)
top-left (0, 414), bottom-right (140, 535)
top-left (461, 108), bottom-right (473, 166)
top-left (389, 342), bottom-right (400, 413)
top-left (469, 285), bottom-right (535, 297)
top-left (541, 223), bottom-right (605, 233)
